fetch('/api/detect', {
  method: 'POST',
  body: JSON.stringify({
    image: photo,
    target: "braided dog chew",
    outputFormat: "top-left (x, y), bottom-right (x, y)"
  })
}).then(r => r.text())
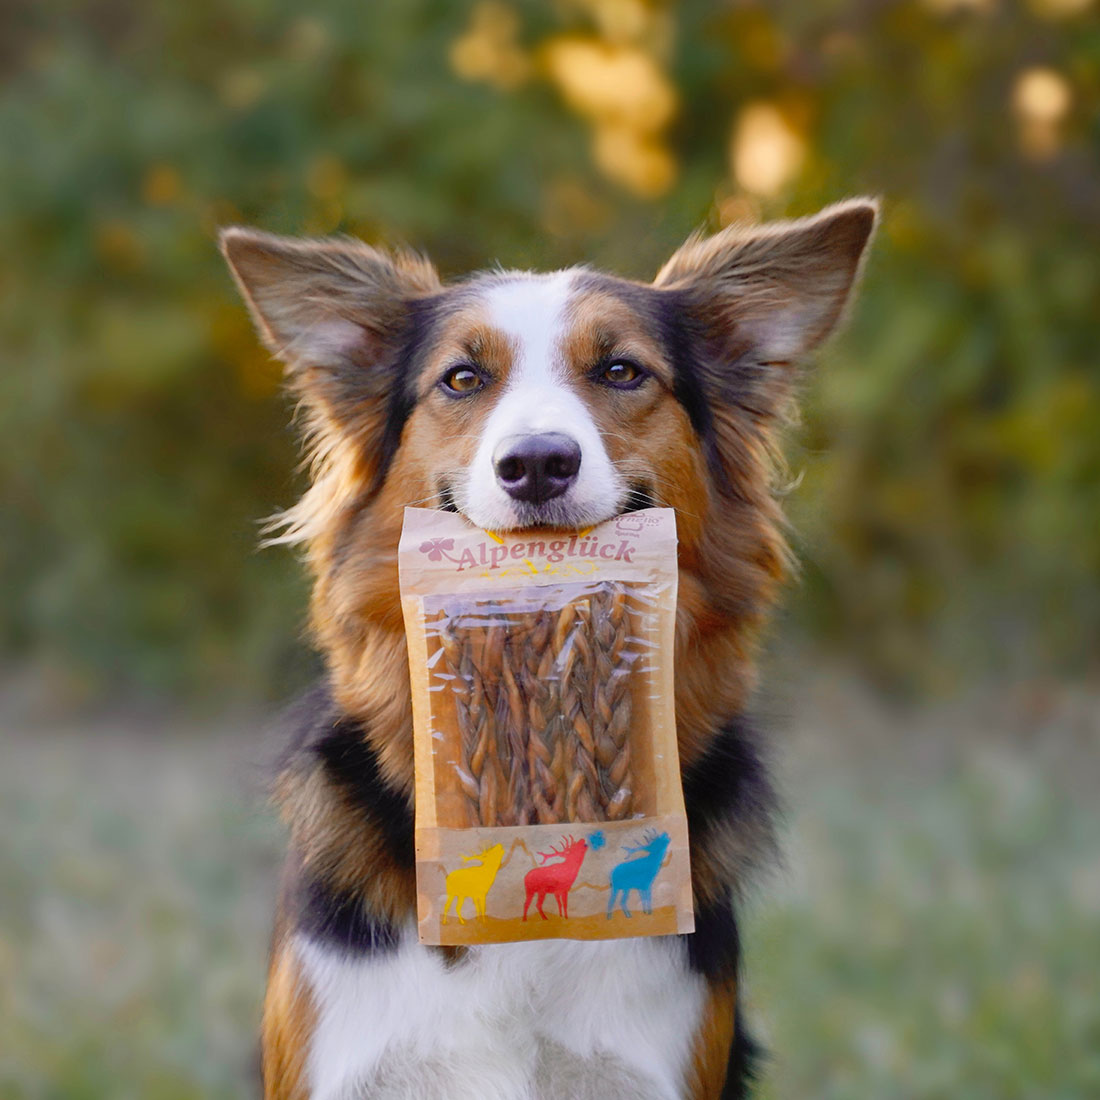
top-left (498, 631), bottom-right (533, 827)
top-left (543, 603), bottom-right (574, 819)
top-left (518, 609), bottom-right (560, 825)
top-left (432, 583), bottom-right (640, 828)
top-left (558, 597), bottom-right (603, 823)
top-left (438, 617), bottom-right (499, 827)
top-left (591, 582), bottom-right (635, 819)
top-left (476, 618), bottom-right (511, 827)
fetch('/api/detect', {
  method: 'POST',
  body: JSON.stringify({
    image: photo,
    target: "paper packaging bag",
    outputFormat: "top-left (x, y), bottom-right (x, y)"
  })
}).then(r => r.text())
top-left (398, 507), bottom-right (694, 946)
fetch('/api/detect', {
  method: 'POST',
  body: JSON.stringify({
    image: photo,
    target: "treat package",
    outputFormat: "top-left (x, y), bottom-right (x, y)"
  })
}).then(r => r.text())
top-left (399, 507), bottom-right (693, 946)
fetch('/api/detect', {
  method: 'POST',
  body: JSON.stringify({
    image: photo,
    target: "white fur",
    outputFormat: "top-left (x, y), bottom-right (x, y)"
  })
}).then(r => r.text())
top-left (297, 931), bottom-right (706, 1100)
top-left (457, 272), bottom-right (625, 531)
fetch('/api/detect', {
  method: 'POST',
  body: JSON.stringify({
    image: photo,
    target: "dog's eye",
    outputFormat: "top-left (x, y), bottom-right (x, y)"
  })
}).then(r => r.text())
top-left (440, 366), bottom-right (484, 396)
top-left (600, 360), bottom-right (645, 389)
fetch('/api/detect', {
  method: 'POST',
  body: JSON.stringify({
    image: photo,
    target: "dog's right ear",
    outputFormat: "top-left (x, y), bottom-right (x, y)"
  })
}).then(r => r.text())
top-left (653, 200), bottom-right (877, 432)
top-left (219, 228), bottom-right (441, 419)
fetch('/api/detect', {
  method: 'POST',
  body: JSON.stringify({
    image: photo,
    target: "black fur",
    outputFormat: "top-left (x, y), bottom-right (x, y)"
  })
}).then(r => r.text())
top-left (651, 285), bottom-right (770, 496)
top-left (682, 713), bottom-right (778, 885)
top-left (274, 683), bottom-right (414, 956)
top-left (679, 714), bottom-right (777, 981)
top-left (681, 889), bottom-right (743, 984)
top-left (369, 294), bottom-right (445, 496)
top-left (273, 682), bottom-right (416, 862)
top-left (722, 1013), bottom-right (764, 1100)
top-left (295, 871), bottom-right (402, 956)
top-left (312, 715), bottom-right (415, 867)
top-left (650, 289), bottom-right (719, 454)
top-left (680, 894), bottom-right (765, 1099)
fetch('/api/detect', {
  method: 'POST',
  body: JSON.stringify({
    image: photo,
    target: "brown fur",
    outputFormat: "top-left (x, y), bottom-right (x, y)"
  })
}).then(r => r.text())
top-left (220, 199), bottom-right (877, 1098)
top-left (262, 938), bottom-right (316, 1099)
top-left (685, 980), bottom-right (739, 1099)
top-left (275, 759), bottom-right (417, 921)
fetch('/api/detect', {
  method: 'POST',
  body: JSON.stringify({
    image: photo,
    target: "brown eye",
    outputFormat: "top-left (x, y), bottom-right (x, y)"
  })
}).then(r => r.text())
top-left (600, 360), bottom-right (644, 388)
top-left (441, 366), bottom-right (484, 395)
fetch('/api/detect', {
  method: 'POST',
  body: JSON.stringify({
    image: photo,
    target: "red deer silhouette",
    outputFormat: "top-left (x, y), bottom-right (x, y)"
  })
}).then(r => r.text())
top-left (523, 835), bottom-right (588, 921)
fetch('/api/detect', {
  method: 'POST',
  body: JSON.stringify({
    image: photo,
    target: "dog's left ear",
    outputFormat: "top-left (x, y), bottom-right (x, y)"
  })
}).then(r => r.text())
top-left (219, 228), bottom-right (442, 500)
top-left (219, 228), bottom-right (440, 367)
top-left (654, 198), bottom-right (878, 415)
top-left (219, 227), bottom-right (441, 428)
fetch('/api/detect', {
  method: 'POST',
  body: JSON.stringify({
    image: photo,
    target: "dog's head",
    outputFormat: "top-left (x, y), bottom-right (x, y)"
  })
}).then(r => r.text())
top-left (221, 201), bottom-right (875, 712)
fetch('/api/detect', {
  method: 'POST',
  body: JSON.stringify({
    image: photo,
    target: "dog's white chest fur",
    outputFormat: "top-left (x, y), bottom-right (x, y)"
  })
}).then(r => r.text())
top-left (296, 931), bottom-right (706, 1099)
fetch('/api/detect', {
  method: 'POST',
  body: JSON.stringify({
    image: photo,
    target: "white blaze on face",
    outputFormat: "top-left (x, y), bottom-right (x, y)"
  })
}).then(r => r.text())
top-left (458, 271), bottom-right (624, 530)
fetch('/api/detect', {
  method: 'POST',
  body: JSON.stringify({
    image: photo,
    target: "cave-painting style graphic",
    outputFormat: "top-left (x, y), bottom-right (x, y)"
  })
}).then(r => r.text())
top-left (607, 830), bottom-right (670, 918)
top-left (522, 834), bottom-right (588, 920)
top-left (442, 842), bottom-right (505, 924)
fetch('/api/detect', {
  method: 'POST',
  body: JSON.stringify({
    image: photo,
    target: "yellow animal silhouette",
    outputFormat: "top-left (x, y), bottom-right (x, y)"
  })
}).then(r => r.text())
top-left (442, 842), bottom-right (505, 924)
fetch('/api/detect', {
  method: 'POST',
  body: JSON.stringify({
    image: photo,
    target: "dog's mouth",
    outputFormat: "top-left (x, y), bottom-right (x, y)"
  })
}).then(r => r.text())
top-left (621, 482), bottom-right (656, 513)
top-left (437, 482), bottom-right (459, 514)
top-left (436, 479), bottom-right (657, 529)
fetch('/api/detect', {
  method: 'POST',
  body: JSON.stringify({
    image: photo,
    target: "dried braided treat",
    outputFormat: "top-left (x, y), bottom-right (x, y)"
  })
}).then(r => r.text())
top-left (498, 634), bottom-right (532, 826)
top-left (591, 583), bottom-right (635, 819)
top-left (557, 597), bottom-right (603, 822)
top-left (438, 617), bottom-right (499, 827)
top-left (542, 602), bottom-right (574, 819)
top-left (429, 583), bottom-right (642, 828)
top-left (519, 609), bottom-right (559, 824)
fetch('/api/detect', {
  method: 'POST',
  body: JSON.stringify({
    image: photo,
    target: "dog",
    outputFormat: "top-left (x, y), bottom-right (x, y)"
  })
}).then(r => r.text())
top-left (220, 197), bottom-right (877, 1100)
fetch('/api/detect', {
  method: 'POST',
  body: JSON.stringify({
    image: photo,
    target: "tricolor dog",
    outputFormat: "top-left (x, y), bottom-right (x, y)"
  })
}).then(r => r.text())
top-left (220, 198), bottom-right (877, 1099)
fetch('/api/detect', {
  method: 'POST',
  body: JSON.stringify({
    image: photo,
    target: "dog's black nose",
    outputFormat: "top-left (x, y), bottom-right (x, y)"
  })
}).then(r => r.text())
top-left (493, 433), bottom-right (581, 504)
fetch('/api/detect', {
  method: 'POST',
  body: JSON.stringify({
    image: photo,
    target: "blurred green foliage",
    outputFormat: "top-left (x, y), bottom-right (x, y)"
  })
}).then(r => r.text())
top-left (1, 0), bottom-right (1097, 698)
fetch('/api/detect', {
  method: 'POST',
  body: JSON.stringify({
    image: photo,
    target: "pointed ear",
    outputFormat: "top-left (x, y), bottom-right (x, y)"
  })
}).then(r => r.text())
top-left (219, 227), bottom-right (441, 395)
top-left (216, 223), bottom-right (444, 433)
top-left (219, 229), bottom-right (442, 508)
top-left (655, 198), bottom-right (878, 368)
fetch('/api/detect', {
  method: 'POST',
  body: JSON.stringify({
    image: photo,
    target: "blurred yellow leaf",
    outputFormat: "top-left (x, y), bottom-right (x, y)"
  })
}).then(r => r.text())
top-left (542, 34), bottom-right (678, 196)
top-left (568, 0), bottom-right (650, 45)
top-left (715, 192), bottom-right (761, 228)
top-left (592, 122), bottom-right (675, 197)
top-left (450, 2), bottom-right (531, 91)
top-left (1014, 68), bottom-right (1072, 123)
top-left (1013, 67), bottom-right (1072, 160)
top-left (730, 102), bottom-right (805, 197)
top-left (542, 36), bottom-right (676, 132)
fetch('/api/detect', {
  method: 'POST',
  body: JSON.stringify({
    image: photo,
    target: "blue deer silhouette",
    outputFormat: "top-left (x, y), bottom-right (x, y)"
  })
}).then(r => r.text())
top-left (607, 830), bottom-right (671, 918)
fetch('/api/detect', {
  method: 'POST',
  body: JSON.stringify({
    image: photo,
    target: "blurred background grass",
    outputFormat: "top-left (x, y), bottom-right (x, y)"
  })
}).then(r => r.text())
top-left (1, 0), bottom-right (1098, 1096)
